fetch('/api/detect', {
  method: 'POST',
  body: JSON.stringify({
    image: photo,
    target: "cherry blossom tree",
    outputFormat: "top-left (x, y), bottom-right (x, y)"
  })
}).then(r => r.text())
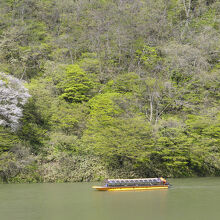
top-left (0, 72), bottom-right (30, 131)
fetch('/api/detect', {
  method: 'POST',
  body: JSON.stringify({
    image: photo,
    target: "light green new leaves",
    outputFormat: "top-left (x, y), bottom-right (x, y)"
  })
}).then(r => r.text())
top-left (59, 64), bottom-right (94, 103)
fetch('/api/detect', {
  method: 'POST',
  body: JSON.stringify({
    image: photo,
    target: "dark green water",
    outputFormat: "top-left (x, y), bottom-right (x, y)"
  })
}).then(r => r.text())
top-left (0, 178), bottom-right (219, 220)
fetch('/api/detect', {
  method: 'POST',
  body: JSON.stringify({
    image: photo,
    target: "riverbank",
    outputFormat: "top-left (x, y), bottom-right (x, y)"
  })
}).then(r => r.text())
top-left (1, 146), bottom-right (219, 184)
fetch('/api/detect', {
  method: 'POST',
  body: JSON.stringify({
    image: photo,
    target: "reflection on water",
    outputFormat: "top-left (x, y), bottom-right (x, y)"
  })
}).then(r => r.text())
top-left (0, 178), bottom-right (219, 220)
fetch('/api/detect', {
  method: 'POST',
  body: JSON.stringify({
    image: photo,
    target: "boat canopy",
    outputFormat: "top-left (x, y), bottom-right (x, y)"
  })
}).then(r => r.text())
top-left (105, 178), bottom-right (165, 186)
top-left (107, 178), bottom-right (161, 182)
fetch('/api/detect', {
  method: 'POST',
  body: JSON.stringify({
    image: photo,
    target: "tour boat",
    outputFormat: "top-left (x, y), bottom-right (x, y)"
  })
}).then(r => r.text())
top-left (92, 177), bottom-right (170, 191)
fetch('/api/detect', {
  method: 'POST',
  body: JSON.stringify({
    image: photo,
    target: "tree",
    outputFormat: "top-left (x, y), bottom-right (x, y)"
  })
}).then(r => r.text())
top-left (0, 126), bottom-right (18, 153)
top-left (83, 92), bottom-right (154, 172)
top-left (58, 64), bottom-right (95, 103)
top-left (0, 72), bottom-right (30, 130)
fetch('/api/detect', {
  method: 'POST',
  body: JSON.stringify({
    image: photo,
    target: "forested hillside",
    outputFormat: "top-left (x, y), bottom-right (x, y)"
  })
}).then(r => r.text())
top-left (0, 0), bottom-right (219, 183)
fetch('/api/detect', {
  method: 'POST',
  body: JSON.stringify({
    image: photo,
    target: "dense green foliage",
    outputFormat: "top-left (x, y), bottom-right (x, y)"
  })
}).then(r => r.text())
top-left (0, 0), bottom-right (219, 182)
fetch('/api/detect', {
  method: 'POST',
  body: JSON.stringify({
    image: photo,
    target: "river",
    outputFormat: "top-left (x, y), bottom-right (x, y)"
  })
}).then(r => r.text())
top-left (0, 177), bottom-right (219, 220)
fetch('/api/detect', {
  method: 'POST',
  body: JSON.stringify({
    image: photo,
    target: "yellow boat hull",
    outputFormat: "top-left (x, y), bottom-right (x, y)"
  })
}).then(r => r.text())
top-left (92, 185), bottom-right (169, 191)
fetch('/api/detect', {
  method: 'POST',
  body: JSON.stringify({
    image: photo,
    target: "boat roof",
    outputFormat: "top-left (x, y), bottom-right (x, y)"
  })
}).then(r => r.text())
top-left (107, 178), bottom-right (162, 182)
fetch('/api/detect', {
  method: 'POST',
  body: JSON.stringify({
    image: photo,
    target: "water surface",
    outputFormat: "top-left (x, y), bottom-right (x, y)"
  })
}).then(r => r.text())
top-left (0, 178), bottom-right (219, 220)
